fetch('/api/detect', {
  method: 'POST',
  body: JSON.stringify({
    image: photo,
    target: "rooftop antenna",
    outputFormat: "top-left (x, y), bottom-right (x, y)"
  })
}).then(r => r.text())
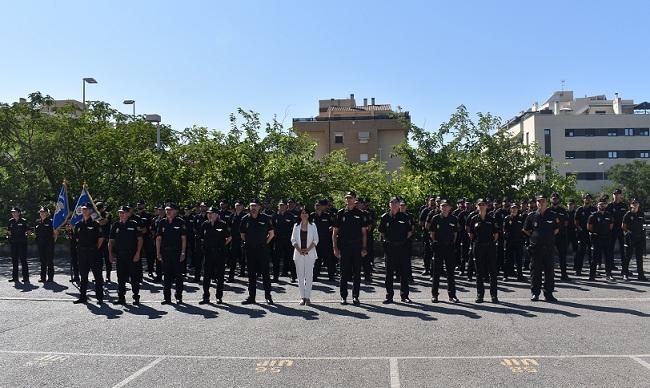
top-left (560, 79), bottom-right (566, 93)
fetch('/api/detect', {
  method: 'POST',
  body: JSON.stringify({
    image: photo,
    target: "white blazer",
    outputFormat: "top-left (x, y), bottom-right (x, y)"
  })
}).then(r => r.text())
top-left (291, 222), bottom-right (319, 261)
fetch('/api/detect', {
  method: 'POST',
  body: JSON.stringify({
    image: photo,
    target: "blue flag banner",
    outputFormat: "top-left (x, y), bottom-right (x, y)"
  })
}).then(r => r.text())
top-left (52, 183), bottom-right (69, 230)
top-left (70, 185), bottom-right (100, 226)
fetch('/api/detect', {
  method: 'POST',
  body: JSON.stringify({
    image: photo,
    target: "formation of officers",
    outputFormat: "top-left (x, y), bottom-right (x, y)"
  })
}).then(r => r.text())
top-left (4, 188), bottom-right (647, 307)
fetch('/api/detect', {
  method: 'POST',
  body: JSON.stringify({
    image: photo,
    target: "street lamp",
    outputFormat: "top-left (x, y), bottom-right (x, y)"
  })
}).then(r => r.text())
top-left (123, 99), bottom-right (136, 116)
top-left (145, 114), bottom-right (162, 150)
top-left (82, 77), bottom-right (97, 110)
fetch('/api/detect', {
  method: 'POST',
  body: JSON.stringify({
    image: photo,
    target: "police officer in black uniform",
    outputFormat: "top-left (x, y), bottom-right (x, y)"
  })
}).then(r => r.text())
top-left (574, 194), bottom-right (597, 276)
top-left (156, 203), bottom-right (188, 304)
top-left (332, 191), bottom-right (369, 306)
top-left (418, 197), bottom-right (436, 277)
top-left (503, 204), bottom-right (526, 282)
top-left (567, 200), bottom-right (578, 257)
top-left (399, 199), bottom-right (416, 283)
top-left (199, 207), bottom-right (232, 304)
top-left (34, 206), bottom-right (57, 283)
top-left (272, 200), bottom-right (297, 283)
top-left (467, 199), bottom-right (499, 303)
top-left (622, 199), bottom-right (647, 281)
top-left (378, 197), bottom-right (413, 304)
top-left (7, 207), bottom-right (30, 283)
top-left (550, 193), bottom-right (570, 280)
top-left (192, 202), bottom-right (208, 283)
top-left (523, 195), bottom-right (560, 302)
top-left (73, 203), bottom-right (104, 304)
top-left (240, 199), bottom-right (275, 305)
top-left (230, 201), bottom-right (247, 277)
top-left (217, 200), bottom-right (236, 282)
top-left (95, 202), bottom-right (112, 282)
top-left (429, 200), bottom-right (459, 303)
top-left (607, 189), bottom-right (627, 271)
top-left (135, 200), bottom-right (157, 280)
top-left (311, 199), bottom-right (336, 282)
top-left (109, 205), bottom-right (144, 305)
top-left (358, 198), bottom-right (377, 282)
top-left (587, 199), bottom-right (615, 282)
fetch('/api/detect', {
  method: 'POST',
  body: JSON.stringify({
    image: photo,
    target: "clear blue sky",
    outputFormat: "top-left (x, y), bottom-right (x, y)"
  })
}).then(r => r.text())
top-left (2, 0), bottom-right (648, 132)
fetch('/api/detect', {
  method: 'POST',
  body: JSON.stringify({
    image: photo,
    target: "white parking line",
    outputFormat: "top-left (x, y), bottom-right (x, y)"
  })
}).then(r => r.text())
top-left (389, 358), bottom-right (401, 388)
top-left (1, 296), bottom-right (649, 303)
top-left (1, 350), bottom-right (649, 361)
top-left (631, 357), bottom-right (650, 371)
top-left (111, 357), bottom-right (165, 388)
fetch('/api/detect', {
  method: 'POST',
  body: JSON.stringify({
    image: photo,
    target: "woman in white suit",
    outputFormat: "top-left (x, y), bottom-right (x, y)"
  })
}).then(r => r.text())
top-left (291, 208), bottom-right (319, 305)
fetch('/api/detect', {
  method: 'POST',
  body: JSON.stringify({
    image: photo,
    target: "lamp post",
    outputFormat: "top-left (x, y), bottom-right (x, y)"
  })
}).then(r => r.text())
top-left (82, 77), bottom-right (97, 110)
top-left (123, 99), bottom-right (135, 116)
top-left (145, 114), bottom-right (162, 150)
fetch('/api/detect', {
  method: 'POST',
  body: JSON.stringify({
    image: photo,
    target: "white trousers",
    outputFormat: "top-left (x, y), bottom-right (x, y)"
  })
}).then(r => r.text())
top-left (294, 252), bottom-right (316, 299)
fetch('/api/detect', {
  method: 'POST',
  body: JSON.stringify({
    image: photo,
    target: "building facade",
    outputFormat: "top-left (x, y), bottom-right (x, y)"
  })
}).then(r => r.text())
top-left (292, 94), bottom-right (409, 171)
top-left (505, 90), bottom-right (650, 193)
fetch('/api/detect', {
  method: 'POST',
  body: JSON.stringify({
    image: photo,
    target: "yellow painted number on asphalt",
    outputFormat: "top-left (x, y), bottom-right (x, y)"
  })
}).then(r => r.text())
top-left (500, 358), bottom-right (539, 373)
top-left (256, 359), bottom-right (294, 373)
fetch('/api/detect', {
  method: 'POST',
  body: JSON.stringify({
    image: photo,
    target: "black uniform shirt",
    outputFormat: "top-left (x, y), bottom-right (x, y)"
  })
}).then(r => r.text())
top-left (218, 210), bottom-right (233, 226)
top-left (551, 206), bottom-right (569, 236)
top-left (272, 211), bottom-right (296, 238)
top-left (230, 211), bottom-right (246, 240)
top-left (607, 201), bottom-right (627, 231)
top-left (378, 211), bottom-right (412, 243)
top-left (7, 218), bottom-right (29, 243)
top-left (156, 217), bottom-right (187, 250)
top-left (74, 218), bottom-right (102, 248)
top-left (467, 213), bottom-right (497, 244)
top-left (333, 207), bottom-right (368, 244)
top-left (34, 217), bottom-right (54, 245)
top-left (109, 219), bottom-right (142, 253)
top-left (137, 211), bottom-right (154, 239)
top-left (240, 213), bottom-right (273, 246)
top-left (523, 210), bottom-right (559, 246)
top-left (429, 213), bottom-right (458, 245)
top-left (310, 211), bottom-right (334, 244)
top-left (588, 211), bottom-right (613, 237)
top-left (201, 219), bottom-right (231, 249)
top-left (623, 211), bottom-right (645, 238)
top-left (503, 214), bottom-right (525, 241)
top-left (575, 205), bottom-right (597, 230)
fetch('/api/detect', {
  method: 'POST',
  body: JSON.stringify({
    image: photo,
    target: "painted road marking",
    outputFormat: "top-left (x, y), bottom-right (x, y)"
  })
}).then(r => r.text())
top-left (111, 357), bottom-right (165, 388)
top-left (2, 350), bottom-right (650, 361)
top-left (500, 358), bottom-right (539, 373)
top-left (255, 359), bottom-right (294, 373)
top-left (24, 354), bottom-right (69, 367)
top-left (631, 357), bottom-right (650, 371)
top-left (389, 357), bottom-right (401, 388)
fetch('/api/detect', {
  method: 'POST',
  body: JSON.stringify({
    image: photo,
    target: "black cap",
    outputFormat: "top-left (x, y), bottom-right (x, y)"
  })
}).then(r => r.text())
top-left (81, 202), bottom-right (93, 209)
top-left (164, 202), bottom-right (178, 210)
top-left (345, 191), bottom-right (357, 198)
top-left (583, 193), bottom-right (592, 199)
top-left (551, 192), bottom-right (560, 199)
top-left (613, 188), bottom-right (622, 195)
top-left (199, 202), bottom-right (207, 207)
top-left (389, 197), bottom-right (401, 203)
top-left (477, 198), bottom-right (487, 205)
top-left (278, 200), bottom-right (287, 206)
top-left (317, 199), bottom-right (329, 206)
top-left (631, 198), bottom-right (640, 204)
top-left (510, 203), bottom-right (520, 208)
top-left (10, 206), bottom-right (21, 212)
top-left (440, 200), bottom-right (450, 206)
top-left (287, 198), bottom-right (296, 204)
top-left (206, 206), bottom-right (217, 213)
top-left (536, 194), bottom-right (548, 201)
top-left (502, 197), bottom-right (511, 203)
top-left (250, 198), bottom-right (261, 205)
top-left (95, 201), bottom-right (104, 209)
top-left (38, 206), bottom-right (48, 212)
top-left (118, 205), bottom-right (130, 212)
top-left (137, 199), bottom-right (145, 205)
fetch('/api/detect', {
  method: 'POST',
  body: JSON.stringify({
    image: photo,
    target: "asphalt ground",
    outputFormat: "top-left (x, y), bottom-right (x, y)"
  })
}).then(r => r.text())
top-left (0, 252), bottom-right (649, 387)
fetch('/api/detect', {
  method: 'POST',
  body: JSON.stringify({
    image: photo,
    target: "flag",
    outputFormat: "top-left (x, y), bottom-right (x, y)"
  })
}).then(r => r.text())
top-left (70, 184), bottom-right (100, 226)
top-left (52, 182), bottom-right (69, 230)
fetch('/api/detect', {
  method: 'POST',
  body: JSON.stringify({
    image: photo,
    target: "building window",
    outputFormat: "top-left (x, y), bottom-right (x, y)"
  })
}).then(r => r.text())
top-left (565, 151), bottom-right (575, 159)
top-left (334, 132), bottom-right (343, 144)
top-left (544, 129), bottom-right (551, 135)
top-left (595, 110), bottom-right (607, 114)
top-left (358, 131), bottom-right (370, 144)
top-left (360, 153), bottom-right (369, 162)
top-left (544, 129), bottom-right (551, 156)
top-left (639, 128), bottom-right (650, 136)
top-left (608, 151), bottom-right (618, 159)
top-left (525, 132), bottom-right (529, 145)
top-left (608, 129), bottom-right (617, 136)
top-left (565, 129), bottom-right (574, 137)
top-left (641, 152), bottom-right (650, 158)
top-left (625, 128), bottom-right (634, 136)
